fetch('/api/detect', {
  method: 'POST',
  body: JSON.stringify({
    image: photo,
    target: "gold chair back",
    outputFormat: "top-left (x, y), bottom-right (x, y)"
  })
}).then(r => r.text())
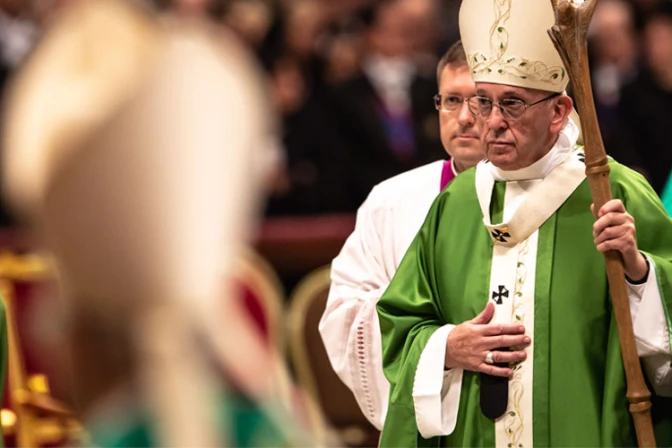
top-left (287, 266), bottom-right (379, 447)
top-left (0, 252), bottom-right (84, 447)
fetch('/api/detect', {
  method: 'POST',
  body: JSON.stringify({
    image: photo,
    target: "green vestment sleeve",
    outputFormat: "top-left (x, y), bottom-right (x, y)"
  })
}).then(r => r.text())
top-left (611, 162), bottom-right (672, 327)
top-left (376, 175), bottom-right (465, 448)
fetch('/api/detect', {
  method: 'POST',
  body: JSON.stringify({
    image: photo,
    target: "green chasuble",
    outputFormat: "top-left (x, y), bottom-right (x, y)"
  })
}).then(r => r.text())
top-left (662, 173), bottom-right (672, 216)
top-left (377, 158), bottom-right (672, 447)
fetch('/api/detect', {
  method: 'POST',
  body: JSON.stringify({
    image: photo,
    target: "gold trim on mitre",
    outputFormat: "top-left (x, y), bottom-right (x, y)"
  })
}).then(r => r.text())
top-left (459, 0), bottom-right (569, 93)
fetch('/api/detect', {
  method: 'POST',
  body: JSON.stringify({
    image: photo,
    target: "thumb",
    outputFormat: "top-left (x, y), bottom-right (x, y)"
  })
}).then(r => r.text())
top-left (472, 301), bottom-right (495, 325)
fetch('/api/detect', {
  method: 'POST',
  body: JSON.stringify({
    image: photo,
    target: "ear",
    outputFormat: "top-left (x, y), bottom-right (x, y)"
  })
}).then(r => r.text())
top-left (549, 94), bottom-right (573, 135)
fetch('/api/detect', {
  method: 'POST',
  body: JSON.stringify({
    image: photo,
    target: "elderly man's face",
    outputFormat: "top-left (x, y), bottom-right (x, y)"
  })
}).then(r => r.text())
top-left (474, 83), bottom-right (572, 171)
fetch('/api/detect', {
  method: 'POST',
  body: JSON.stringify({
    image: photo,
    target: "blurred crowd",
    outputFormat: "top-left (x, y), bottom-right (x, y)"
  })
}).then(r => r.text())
top-left (0, 0), bottom-right (671, 222)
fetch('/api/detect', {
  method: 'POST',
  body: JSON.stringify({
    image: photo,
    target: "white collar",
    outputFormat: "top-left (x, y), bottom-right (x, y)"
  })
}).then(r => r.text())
top-left (488, 117), bottom-right (580, 182)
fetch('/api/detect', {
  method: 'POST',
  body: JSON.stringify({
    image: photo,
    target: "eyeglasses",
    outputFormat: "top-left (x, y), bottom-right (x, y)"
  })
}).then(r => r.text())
top-left (466, 92), bottom-right (561, 121)
top-left (433, 94), bottom-right (469, 113)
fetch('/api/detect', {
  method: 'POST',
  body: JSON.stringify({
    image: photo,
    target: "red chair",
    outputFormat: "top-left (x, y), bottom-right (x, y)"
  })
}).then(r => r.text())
top-left (231, 248), bottom-right (285, 351)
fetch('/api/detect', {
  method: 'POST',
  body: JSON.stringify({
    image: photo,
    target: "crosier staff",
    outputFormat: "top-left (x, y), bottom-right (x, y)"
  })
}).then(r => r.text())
top-left (547, 1), bottom-right (656, 446)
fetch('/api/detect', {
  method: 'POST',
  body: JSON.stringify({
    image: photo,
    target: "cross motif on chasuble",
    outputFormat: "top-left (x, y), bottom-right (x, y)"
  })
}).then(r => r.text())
top-left (492, 285), bottom-right (509, 305)
top-left (491, 227), bottom-right (511, 243)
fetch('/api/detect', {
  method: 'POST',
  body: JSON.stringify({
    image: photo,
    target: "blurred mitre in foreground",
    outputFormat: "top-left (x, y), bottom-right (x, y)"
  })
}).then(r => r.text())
top-left (1, 0), bottom-right (276, 331)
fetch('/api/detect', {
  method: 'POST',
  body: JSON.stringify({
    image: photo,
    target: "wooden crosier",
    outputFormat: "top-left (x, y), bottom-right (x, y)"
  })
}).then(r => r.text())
top-left (547, 1), bottom-right (655, 446)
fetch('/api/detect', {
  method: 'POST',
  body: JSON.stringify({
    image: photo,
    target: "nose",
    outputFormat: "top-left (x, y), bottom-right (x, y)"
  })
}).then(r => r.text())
top-left (457, 101), bottom-right (474, 126)
top-left (487, 105), bottom-right (508, 131)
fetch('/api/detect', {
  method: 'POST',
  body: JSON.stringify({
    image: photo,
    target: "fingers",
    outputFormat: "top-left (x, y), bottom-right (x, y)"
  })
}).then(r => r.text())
top-left (592, 208), bottom-right (637, 255)
top-left (478, 349), bottom-right (527, 377)
top-left (480, 364), bottom-right (513, 377)
top-left (593, 222), bottom-right (629, 246)
top-left (487, 349), bottom-right (527, 364)
top-left (593, 199), bottom-right (625, 217)
top-left (447, 322), bottom-right (529, 375)
top-left (482, 322), bottom-right (525, 336)
top-left (595, 235), bottom-right (637, 254)
top-left (592, 206), bottom-right (636, 256)
top-left (593, 211), bottom-right (630, 237)
top-left (485, 334), bottom-right (531, 350)
top-left (471, 301), bottom-right (495, 325)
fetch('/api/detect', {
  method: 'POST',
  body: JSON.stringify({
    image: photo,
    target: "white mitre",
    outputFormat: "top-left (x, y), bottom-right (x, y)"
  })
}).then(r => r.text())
top-left (459, 0), bottom-right (569, 92)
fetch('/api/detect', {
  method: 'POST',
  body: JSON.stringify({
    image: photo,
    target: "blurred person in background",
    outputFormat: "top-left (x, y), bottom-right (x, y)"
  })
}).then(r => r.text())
top-left (259, 0), bottom-right (328, 111)
top-left (320, 0), bottom-right (375, 85)
top-left (588, 0), bottom-right (639, 144)
top-left (611, 2), bottom-right (672, 194)
top-left (322, 28), bottom-right (362, 85)
top-left (222, 0), bottom-right (275, 48)
top-left (152, 0), bottom-right (226, 19)
top-left (399, 0), bottom-right (441, 75)
top-left (1, 0), bottom-right (307, 446)
top-left (320, 41), bottom-right (483, 431)
top-left (328, 0), bottom-right (446, 207)
top-left (262, 0), bottom-right (357, 215)
top-left (630, 0), bottom-right (666, 30)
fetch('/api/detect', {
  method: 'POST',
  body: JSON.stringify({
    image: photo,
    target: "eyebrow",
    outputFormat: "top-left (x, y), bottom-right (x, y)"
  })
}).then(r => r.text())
top-left (500, 89), bottom-right (523, 96)
top-left (476, 89), bottom-right (526, 98)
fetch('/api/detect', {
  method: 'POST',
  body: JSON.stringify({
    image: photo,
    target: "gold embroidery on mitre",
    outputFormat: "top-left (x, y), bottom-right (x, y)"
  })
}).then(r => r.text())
top-left (468, 0), bottom-right (565, 85)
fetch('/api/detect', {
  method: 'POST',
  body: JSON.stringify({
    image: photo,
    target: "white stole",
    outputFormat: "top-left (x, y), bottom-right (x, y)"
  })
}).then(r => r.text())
top-left (475, 149), bottom-right (586, 447)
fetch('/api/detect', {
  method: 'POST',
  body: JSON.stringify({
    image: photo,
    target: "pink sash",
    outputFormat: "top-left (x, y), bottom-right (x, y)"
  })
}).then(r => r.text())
top-left (440, 159), bottom-right (456, 190)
